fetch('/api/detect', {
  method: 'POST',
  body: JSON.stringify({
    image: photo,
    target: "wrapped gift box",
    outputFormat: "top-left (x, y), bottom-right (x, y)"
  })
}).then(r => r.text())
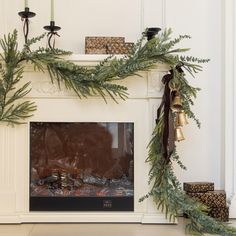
top-left (85, 48), bottom-right (107, 54)
top-left (85, 37), bottom-right (125, 54)
top-left (106, 42), bottom-right (134, 54)
top-left (209, 206), bottom-right (229, 222)
top-left (183, 182), bottom-right (214, 193)
top-left (187, 190), bottom-right (226, 208)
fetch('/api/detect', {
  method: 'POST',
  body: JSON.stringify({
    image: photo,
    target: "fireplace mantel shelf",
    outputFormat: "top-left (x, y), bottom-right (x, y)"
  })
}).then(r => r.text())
top-left (21, 54), bottom-right (169, 100)
top-left (64, 54), bottom-right (114, 66)
top-left (66, 54), bottom-right (115, 62)
top-left (70, 54), bottom-right (169, 70)
top-left (24, 54), bottom-right (170, 70)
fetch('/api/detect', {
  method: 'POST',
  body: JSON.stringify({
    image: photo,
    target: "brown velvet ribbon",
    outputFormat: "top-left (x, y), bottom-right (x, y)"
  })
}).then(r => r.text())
top-left (156, 70), bottom-right (175, 164)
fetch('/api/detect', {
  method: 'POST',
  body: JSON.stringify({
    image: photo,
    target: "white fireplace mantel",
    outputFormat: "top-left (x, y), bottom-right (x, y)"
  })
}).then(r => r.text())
top-left (0, 55), bottom-right (172, 224)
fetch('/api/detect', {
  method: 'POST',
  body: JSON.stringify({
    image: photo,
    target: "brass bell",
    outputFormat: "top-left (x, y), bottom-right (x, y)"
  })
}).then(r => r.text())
top-left (171, 92), bottom-right (183, 112)
top-left (176, 111), bottom-right (188, 126)
top-left (175, 126), bottom-right (185, 142)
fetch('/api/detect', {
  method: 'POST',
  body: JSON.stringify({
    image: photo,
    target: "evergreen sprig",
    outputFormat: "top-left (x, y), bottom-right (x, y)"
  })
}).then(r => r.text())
top-left (0, 30), bottom-right (36, 124)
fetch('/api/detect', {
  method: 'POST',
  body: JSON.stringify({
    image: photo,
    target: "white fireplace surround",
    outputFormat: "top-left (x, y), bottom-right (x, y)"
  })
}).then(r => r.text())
top-left (0, 55), bottom-right (172, 224)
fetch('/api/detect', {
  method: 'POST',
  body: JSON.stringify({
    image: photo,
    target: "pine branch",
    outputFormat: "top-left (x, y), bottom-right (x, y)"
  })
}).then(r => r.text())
top-left (0, 31), bottom-right (37, 125)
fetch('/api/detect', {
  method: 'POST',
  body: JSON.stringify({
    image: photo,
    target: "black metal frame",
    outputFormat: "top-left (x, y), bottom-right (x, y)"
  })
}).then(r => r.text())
top-left (30, 196), bottom-right (134, 211)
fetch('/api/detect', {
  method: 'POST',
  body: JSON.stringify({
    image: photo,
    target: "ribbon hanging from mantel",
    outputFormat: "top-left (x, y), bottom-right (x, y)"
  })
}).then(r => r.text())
top-left (156, 70), bottom-right (175, 164)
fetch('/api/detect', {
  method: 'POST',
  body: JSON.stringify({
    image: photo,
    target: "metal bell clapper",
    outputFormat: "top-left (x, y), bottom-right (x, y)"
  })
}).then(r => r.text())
top-left (176, 111), bottom-right (188, 126)
top-left (175, 126), bottom-right (185, 142)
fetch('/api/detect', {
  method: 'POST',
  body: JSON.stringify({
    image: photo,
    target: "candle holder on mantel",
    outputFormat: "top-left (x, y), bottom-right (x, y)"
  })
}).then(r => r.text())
top-left (44, 21), bottom-right (61, 49)
top-left (145, 27), bottom-right (161, 41)
top-left (18, 7), bottom-right (36, 44)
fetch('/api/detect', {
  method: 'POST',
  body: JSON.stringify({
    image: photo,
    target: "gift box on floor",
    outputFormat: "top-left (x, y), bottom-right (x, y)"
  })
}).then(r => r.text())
top-left (85, 37), bottom-right (125, 54)
top-left (209, 206), bottom-right (229, 222)
top-left (187, 190), bottom-right (226, 208)
top-left (183, 182), bottom-right (214, 193)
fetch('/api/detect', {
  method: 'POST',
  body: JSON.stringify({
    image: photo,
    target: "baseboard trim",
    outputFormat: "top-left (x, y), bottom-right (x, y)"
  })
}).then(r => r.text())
top-left (141, 213), bottom-right (176, 224)
top-left (0, 212), bottom-right (173, 224)
top-left (0, 215), bottom-right (21, 224)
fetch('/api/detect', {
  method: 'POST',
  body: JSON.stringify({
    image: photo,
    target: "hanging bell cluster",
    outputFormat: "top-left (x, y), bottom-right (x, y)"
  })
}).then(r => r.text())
top-left (171, 91), bottom-right (188, 142)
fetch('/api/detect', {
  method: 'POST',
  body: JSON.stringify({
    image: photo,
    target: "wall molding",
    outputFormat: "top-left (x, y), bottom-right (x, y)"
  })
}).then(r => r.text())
top-left (161, 0), bottom-right (166, 28)
top-left (142, 0), bottom-right (166, 30)
top-left (224, 0), bottom-right (236, 218)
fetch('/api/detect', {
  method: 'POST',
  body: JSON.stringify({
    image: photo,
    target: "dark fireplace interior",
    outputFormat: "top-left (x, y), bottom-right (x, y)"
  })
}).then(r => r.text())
top-left (30, 122), bottom-right (134, 211)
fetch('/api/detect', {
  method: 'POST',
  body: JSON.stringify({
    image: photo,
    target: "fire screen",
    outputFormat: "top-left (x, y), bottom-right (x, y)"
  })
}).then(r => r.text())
top-left (30, 122), bottom-right (134, 211)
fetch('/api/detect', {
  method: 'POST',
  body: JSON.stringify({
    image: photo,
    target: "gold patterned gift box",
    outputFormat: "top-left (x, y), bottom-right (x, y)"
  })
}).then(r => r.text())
top-left (85, 48), bottom-right (108, 54)
top-left (183, 182), bottom-right (214, 193)
top-left (187, 190), bottom-right (227, 208)
top-left (184, 206), bottom-right (229, 222)
top-left (85, 37), bottom-right (125, 54)
top-left (106, 42), bottom-right (134, 54)
top-left (209, 206), bottom-right (229, 222)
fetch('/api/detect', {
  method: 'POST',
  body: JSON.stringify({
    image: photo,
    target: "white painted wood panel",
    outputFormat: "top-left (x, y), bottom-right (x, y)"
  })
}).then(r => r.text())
top-left (164, 0), bottom-right (223, 190)
top-left (224, 0), bottom-right (236, 218)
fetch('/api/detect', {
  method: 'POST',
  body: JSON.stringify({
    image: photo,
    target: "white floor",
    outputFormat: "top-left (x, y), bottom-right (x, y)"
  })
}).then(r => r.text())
top-left (0, 218), bottom-right (236, 236)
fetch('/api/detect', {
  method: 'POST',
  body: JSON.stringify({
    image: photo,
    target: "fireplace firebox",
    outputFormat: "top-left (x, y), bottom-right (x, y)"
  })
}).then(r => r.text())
top-left (30, 122), bottom-right (134, 211)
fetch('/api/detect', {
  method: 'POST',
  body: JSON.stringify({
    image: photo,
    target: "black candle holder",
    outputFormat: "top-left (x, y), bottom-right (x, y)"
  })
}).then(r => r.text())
top-left (44, 21), bottom-right (61, 49)
top-left (18, 7), bottom-right (36, 44)
top-left (145, 27), bottom-right (161, 41)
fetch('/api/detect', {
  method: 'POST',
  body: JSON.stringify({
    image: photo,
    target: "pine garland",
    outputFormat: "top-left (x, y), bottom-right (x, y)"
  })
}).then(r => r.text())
top-left (0, 28), bottom-right (235, 235)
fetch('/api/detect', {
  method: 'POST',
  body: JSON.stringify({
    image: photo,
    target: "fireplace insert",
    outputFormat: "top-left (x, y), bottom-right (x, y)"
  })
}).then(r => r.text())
top-left (30, 122), bottom-right (134, 211)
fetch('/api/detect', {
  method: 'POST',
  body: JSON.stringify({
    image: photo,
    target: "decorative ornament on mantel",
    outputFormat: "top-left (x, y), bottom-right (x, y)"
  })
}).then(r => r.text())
top-left (44, 0), bottom-right (61, 49)
top-left (44, 21), bottom-right (61, 49)
top-left (18, 0), bottom-right (36, 44)
top-left (144, 27), bottom-right (161, 41)
top-left (1, 6), bottom-right (236, 233)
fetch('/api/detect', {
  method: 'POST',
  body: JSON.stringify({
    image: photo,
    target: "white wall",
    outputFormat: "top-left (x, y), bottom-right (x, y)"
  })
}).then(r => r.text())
top-left (224, 0), bottom-right (236, 217)
top-left (0, 0), bottom-right (145, 52)
top-left (0, 0), bottom-right (224, 189)
top-left (164, 0), bottom-right (223, 189)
